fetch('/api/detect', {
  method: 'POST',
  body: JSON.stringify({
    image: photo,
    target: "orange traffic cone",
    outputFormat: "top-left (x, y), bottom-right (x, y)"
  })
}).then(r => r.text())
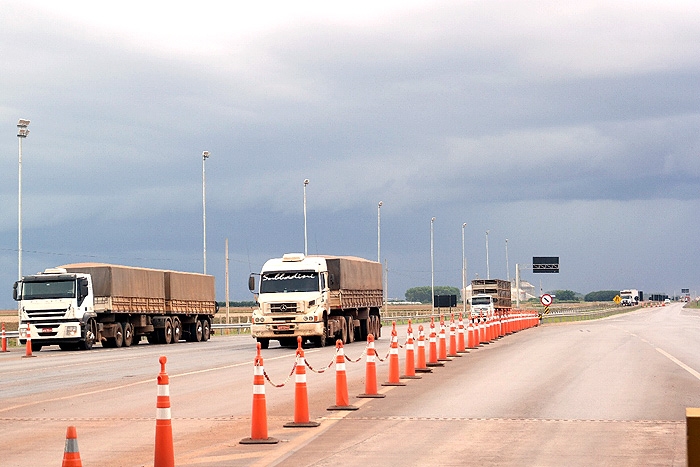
top-left (467, 319), bottom-right (477, 349)
top-left (448, 314), bottom-right (460, 358)
top-left (414, 325), bottom-right (432, 373)
top-left (285, 337), bottom-right (320, 427)
top-left (402, 320), bottom-right (421, 379)
top-left (383, 322), bottom-right (406, 386)
top-left (426, 317), bottom-right (444, 367)
top-left (61, 425), bottom-right (82, 467)
top-left (358, 333), bottom-right (386, 398)
top-left (437, 316), bottom-right (450, 362)
top-left (327, 340), bottom-right (358, 410)
top-left (457, 314), bottom-right (467, 354)
top-left (241, 344), bottom-right (279, 444)
top-left (154, 356), bottom-right (175, 466)
top-left (2, 323), bottom-right (8, 352)
top-left (22, 325), bottom-right (35, 358)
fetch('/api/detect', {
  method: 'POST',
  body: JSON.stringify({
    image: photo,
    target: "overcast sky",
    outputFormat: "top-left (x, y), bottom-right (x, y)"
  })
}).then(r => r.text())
top-left (2, 1), bottom-right (700, 308)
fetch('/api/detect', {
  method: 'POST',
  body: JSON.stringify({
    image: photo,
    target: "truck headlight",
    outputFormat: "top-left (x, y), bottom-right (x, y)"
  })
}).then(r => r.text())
top-left (66, 326), bottom-right (79, 337)
top-left (19, 327), bottom-right (27, 338)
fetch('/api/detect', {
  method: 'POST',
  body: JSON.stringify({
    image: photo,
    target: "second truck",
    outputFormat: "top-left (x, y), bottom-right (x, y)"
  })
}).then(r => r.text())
top-left (249, 253), bottom-right (383, 348)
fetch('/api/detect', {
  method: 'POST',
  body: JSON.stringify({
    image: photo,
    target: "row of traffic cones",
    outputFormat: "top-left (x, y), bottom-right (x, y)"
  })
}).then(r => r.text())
top-left (241, 312), bottom-right (540, 444)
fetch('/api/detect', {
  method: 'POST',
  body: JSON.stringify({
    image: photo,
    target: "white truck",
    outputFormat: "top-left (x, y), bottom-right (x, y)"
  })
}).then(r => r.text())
top-left (469, 279), bottom-right (512, 320)
top-left (620, 289), bottom-right (640, 306)
top-left (249, 253), bottom-right (383, 348)
top-left (13, 263), bottom-right (217, 351)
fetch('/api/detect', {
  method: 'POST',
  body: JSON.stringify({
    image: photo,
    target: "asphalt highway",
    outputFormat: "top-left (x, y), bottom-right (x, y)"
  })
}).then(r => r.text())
top-left (0, 303), bottom-right (697, 466)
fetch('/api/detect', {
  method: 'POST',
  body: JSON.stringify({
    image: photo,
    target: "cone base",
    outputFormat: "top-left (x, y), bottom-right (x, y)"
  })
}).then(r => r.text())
top-left (401, 375), bottom-right (422, 379)
top-left (357, 393), bottom-right (386, 398)
top-left (438, 357), bottom-right (453, 362)
top-left (22, 355), bottom-right (37, 358)
top-left (283, 421), bottom-right (320, 428)
top-left (447, 353), bottom-right (462, 358)
top-left (415, 367), bottom-right (433, 373)
top-left (240, 437), bottom-right (279, 444)
top-left (426, 362), bottom-right (444, 367)
top-left (381, 381), bottom-right (407, 386)
top-left (327, 405), bottom-right (359, 411)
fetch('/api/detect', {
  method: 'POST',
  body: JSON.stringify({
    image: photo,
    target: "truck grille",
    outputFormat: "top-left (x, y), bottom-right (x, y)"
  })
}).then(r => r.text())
top-left (24, 308), bottom-right (67, 319)
top-left (269, 303), bottom-right (298, 313)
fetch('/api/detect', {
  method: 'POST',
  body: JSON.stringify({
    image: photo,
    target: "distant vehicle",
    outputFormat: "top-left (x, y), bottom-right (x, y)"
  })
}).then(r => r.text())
top-left (249, 253), bottom-right (383, 348)
top-left (14, 263), bottom-right (216, 351)
top-left (620, 289), bottom-right (640, 306)
top-left (469, 279), bottom-right (512, 320)
top-left (664, 298), bottom-right (671, 304)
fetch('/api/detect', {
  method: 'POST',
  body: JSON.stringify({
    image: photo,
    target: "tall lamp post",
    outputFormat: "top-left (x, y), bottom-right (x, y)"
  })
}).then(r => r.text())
top-left (303, 179), bottom-right (309, 256)
top-left (377, 201), bottom-right (383, 262)
top-left (202, 151), bottom-right (210, 274)
top-left (430, 217), bottom-right (435, 315)
top-left (462, 222), bottom-right (467, 316)
top-left (505, 238), bottom-right (510, 282)
top-left (17, 119), bottom-right (30, 282)
top-left (485, 230), bottom-right (490, 279)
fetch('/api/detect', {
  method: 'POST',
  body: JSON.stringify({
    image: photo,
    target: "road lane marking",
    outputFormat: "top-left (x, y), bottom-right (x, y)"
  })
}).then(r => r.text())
top-left (656, 348), bottom-right (700, 381)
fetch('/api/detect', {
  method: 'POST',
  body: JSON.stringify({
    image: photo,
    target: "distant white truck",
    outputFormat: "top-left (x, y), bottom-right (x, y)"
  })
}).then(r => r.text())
top-left (620, 289), bottom-right (640, 306)
top-left (249, 253), bottom-right (383, 348)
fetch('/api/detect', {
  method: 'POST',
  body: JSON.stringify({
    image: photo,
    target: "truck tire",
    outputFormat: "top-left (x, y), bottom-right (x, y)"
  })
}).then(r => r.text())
top-left (171, 318), bottom-right (181, 343)
top-left (358, 318), bottom-right (368, 342)
top-left (79, 319), bottom-right (96, 350)
top-left (345, 316), bottom-right (354, 343)
top-left (188, 320), bottom-right (203, 342)
top-left (202, 319), bottom-right (211, 341)
top-left (31, 342), bottom-right (43, 352)
top-left (339, 316), bottom-right (347, 344)
top-left (257, 338), bottom-right (269, 349)
top-left (158, 319), bottom-right (173, 345)
top-left (113, 322), bottom-right (124, 348)
top-left (123, 322), bottom-right (134, 347)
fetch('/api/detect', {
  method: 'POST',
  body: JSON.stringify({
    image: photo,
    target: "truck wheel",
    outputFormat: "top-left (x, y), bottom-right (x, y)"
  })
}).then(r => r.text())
top-left (345, 316), bottom-right (354, 343)
top-left (339, 316), bottom-right (347, 344)
top-left (189, 320), bottom-right (203, 342)
top-left (171, 318), bottom-right (181, 343)
top-left (123, 322), bottom-right (133, 347)
top-left (257, 338), bottom-right (269, 349)
top-left (158, 319), bottom-right (173, 345)
top-left (113, 322), bottom-right (124, 348)
top-left (79, 319), bottom-right (96, 350)
top-left (358, 318), bottom-right (368, 341)
top-left (202, 320), bottom-right (211, 341)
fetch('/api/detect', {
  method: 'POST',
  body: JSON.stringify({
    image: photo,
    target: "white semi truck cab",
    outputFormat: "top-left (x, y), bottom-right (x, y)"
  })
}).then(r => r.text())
top-left (470, 293), bottom-right (496, 320)
top-left (620, 289), bottom-right (640, 306)
top-left (250, 253), bottom-right (383, 349)
top-left (14, 268), bottom-right (97, 350)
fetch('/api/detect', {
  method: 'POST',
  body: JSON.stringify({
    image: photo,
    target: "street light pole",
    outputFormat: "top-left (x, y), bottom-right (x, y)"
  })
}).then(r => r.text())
top-left (377, 201), bottom-right (383, 263)
top-left (485, 230), bottom-right (490, 280)
top-left (431, 217), bottom-right (435, 315)
top-left (303, 179), bottom-right (309, 256)
top-left (462, 222), bottom-right (467, 316)
top-left (17, 119), bottom-right (30, 282)
top-left (505, 238), bottom-right (510, 282)
top-left (202, 151), bottom-right (210, 275)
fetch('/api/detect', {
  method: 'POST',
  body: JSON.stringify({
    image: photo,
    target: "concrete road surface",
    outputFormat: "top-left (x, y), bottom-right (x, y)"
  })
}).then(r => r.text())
top-left (0, 303), bottom-right (697, 466)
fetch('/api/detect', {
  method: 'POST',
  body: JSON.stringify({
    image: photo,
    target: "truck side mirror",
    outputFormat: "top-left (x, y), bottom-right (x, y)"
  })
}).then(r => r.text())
top-left (248, 275), bottom-right (256, 292)
top-left (13, 282), bottom-right (19, 301)
top-left (493, 297), bottom-right (498, 303)
top-left (329, 274), bottom-right (335, 286)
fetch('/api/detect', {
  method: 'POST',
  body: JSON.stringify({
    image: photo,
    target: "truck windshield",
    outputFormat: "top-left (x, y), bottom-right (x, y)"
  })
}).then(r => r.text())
top-left (260, 271), bottom-right (319, 293)
top-left (21, 280), bottom-right (76, 300)
top-left (471, 296), bottom-right (492, 305)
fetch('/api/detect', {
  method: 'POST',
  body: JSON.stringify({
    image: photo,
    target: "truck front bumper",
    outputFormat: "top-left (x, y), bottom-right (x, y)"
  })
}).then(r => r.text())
top-left (251, 321), bottom-right (324, 339)
top-left (19, 321), bottom-right (82, 344)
